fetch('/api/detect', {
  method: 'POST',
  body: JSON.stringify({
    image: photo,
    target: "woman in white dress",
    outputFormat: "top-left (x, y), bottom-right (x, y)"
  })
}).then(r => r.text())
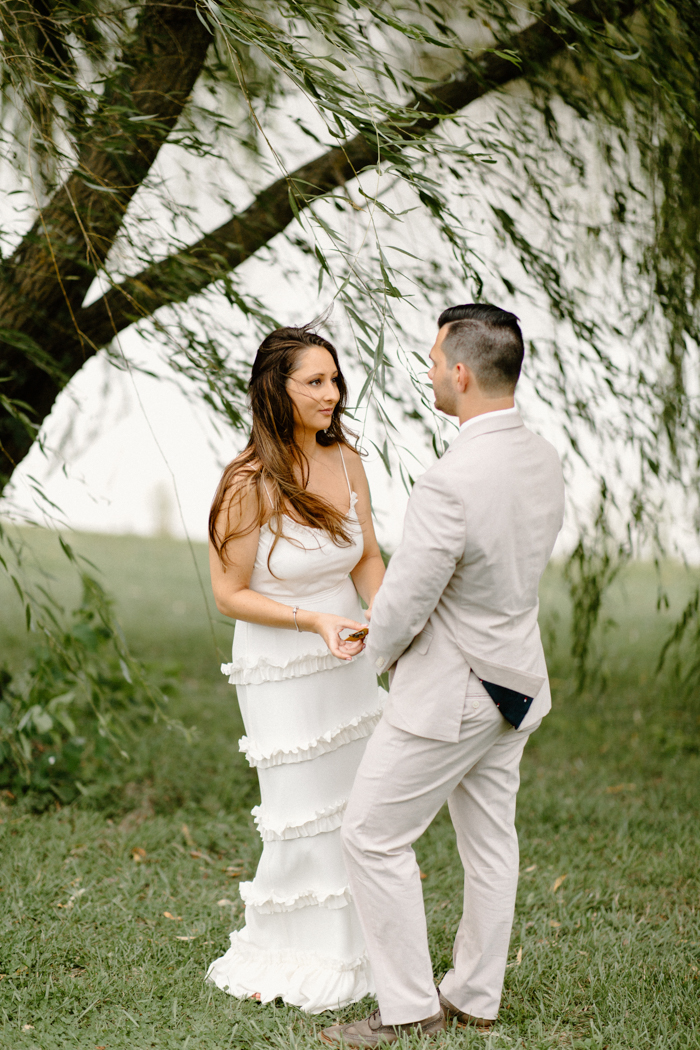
top-left (206, 325), bottom-right (386, 1013)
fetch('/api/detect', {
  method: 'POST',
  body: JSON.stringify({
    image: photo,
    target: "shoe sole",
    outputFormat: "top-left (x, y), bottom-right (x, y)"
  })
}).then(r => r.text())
top-left (445, 1015), bottom-right (492, 1034)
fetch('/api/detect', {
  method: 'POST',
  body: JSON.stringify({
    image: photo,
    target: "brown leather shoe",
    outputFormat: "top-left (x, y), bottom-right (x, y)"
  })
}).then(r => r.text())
top-left (320, 1007), bottom-right (445, 1046)
top-left (438, 991), bottom-right (495, 1033)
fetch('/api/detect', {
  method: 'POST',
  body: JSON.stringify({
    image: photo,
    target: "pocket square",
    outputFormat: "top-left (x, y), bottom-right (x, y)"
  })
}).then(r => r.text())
top-left (480, 679), bottom-right (534, 729)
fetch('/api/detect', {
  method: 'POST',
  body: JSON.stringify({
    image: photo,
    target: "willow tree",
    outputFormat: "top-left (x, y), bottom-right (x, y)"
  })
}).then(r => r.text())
top-left (2, 0), bottom-right (680, 481)
top-left (1, 0), bottom-right (699, 792)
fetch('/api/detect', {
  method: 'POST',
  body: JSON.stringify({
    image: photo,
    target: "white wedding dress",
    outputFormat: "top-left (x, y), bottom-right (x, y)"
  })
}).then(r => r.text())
top-left (207, 450), bottom-right (384, 1013)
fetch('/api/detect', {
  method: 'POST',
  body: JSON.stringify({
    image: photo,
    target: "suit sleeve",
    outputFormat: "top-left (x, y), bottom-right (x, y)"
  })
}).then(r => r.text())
top-left (365, 465), bottom-right (465, 674)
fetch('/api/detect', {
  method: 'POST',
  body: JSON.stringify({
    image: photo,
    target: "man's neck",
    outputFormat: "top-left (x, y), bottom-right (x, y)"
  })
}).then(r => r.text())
top-left (457, 396), bottom-right (515, 427)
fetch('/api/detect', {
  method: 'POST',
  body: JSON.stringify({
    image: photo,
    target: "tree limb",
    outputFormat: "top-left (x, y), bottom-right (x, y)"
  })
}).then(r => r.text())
top-left (75, 0), bottom-right (642, 350)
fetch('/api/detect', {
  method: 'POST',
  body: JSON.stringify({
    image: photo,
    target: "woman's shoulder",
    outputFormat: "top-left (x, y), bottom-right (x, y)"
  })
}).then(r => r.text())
top-left (223, 453), bottom-right (262, 487)
top-left (337, 440), bottom-right (366, 481)
top-left (218, 456), bottom-right (265, 516)
top-left (337, 439), bottom-right (364, 466)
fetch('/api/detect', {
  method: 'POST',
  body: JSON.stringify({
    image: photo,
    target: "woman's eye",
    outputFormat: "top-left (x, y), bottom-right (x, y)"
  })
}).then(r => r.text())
top-left (309, 379), bottom-right (321, 386)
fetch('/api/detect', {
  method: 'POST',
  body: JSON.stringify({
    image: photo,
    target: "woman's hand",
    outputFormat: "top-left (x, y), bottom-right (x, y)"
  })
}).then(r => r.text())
top-left (305, 611), bottom-right (368, 661)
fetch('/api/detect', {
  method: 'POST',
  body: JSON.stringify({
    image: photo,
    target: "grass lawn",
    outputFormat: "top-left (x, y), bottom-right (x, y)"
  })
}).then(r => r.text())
top-left (1, 530), bottom-right (699, 1049)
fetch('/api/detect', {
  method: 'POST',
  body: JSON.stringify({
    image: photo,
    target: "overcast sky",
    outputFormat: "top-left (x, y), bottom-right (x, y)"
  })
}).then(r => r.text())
top-left (0, 105), bottom-right (577, 553)
top-left (4, 75), bottom-right (685, 561)
top-left (2, 289), bottom-right (582, 557)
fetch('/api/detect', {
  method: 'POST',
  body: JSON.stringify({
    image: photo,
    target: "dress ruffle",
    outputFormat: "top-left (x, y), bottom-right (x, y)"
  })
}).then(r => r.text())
top-left (221, 648), bottom-right (350, 686)
top-left (239, 882), bottom-right (352, 913)
top-left (206, 931), bottom-right (374, 1014)
top-left (252, 799), bottom-right (347, 842)
top-left (239, 706), bottom-right (383, 769)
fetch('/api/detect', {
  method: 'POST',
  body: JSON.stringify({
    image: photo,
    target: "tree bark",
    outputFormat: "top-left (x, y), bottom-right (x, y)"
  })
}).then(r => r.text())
top-left (0, 0), bottom-right (641, 493)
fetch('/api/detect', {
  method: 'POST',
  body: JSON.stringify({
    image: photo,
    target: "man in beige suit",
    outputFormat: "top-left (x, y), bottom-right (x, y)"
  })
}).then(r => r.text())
top-left (322, 304), bottom-right (565, 1046)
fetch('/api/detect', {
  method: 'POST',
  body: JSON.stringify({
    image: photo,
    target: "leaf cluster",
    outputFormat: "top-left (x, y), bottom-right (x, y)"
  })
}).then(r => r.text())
top-left (0, 525), bottom-right (181, 807)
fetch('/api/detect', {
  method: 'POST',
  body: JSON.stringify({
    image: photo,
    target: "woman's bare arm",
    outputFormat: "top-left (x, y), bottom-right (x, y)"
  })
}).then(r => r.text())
top-left (209, 475), bottom-right (367, 659)
top-left (345, 450), bottom-right (386, 613)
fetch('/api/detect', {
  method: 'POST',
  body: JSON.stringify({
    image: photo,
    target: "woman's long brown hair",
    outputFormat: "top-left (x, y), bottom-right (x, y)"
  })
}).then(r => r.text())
top-left (209, 324), bottom-right (359, 565)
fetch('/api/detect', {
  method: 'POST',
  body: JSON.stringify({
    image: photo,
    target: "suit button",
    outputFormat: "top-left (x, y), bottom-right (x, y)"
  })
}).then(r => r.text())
top-left (375, 658), bottom-right (383, 669)
top-left (472, 700), bottom-right (479, 709)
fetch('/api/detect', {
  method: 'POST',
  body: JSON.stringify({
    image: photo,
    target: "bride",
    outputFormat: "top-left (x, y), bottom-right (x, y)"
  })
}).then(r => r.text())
top-left (206, 324), bottom-right (386, 1013)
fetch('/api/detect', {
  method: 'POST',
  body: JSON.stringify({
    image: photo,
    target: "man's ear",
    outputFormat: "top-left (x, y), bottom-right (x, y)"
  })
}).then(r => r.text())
top-left (454, 361), bottom-right (471, 393)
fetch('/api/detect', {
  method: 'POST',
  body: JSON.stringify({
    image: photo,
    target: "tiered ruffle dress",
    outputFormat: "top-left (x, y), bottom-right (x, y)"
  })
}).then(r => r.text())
top-left (206, 473), bottom-right (384, 1013)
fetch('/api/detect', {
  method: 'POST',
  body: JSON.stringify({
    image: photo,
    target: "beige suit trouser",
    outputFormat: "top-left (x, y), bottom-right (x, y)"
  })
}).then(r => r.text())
top-left (341, 680), bottom-right (539, 1025)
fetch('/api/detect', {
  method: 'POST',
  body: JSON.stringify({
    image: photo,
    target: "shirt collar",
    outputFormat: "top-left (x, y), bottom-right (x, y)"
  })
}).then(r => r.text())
top-left (459, 405), bottom-right (519, 433)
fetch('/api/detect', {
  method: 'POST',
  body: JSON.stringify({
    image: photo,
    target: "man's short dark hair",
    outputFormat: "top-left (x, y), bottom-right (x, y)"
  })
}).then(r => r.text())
top-left (437, 303), bottom-right (524, 395)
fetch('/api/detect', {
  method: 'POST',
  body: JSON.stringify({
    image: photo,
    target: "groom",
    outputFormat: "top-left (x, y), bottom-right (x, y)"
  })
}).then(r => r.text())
top-left (321, 304), bottom-right (565, 1045)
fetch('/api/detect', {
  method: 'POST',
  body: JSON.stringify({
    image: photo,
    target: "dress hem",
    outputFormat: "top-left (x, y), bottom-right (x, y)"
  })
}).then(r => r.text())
top-left (206, 931), bottom-right (374, 1014)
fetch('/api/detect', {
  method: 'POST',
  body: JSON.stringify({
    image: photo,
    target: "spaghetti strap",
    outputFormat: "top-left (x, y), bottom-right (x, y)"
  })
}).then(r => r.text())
top-left (338, 444), bottom-right (352, 499)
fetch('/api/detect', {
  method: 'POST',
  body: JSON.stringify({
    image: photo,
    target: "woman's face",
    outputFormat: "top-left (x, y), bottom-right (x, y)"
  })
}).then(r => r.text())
top-left (286, 344), bottom-right (341, 434)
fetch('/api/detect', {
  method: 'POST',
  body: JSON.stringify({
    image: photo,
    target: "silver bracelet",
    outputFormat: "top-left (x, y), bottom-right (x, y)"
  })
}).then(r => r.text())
top-left (292, 606), bottom-right (300, 632)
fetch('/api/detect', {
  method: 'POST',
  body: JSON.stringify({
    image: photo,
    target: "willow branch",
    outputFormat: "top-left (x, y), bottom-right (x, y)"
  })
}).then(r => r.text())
top-left (75, 0), bottom-right (642, 349)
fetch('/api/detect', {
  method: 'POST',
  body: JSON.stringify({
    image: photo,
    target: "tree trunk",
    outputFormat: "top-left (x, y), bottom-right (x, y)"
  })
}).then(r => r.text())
top-left (0, 0), bottom-right (212, 490)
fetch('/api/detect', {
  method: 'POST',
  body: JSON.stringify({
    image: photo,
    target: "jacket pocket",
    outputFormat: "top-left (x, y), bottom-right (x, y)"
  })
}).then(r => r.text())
top-left (411, 627), bottom-right (434, 656)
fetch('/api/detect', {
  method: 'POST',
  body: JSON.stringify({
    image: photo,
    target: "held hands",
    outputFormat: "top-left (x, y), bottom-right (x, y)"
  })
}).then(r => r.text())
top-left (308, 612), bottom-right (368, 661)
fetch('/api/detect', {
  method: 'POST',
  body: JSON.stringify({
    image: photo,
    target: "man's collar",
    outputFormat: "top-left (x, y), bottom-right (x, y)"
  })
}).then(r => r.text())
top-left (458, 405), bottom-right (519, 432)
top-left (446, 407), bottom-right (523, 452)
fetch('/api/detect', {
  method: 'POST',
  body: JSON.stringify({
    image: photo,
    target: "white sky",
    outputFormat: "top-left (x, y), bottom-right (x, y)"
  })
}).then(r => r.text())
top-left (1, 57), bottom-right (692, 561)
top-left (0, 293), bottom-right (578, 554)
top-left (0, 94), bottom-right (577, 551)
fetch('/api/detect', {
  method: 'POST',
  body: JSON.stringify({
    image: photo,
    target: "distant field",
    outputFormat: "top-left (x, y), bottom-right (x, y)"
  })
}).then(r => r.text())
top-left (1, 529), bottom-right (699, 1049)
top-left (0, 527), bottom-right (230, 680)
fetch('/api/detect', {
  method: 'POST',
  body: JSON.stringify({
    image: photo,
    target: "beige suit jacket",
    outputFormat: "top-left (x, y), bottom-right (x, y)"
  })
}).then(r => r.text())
top-left (365, 410), bottom-right (565, 741)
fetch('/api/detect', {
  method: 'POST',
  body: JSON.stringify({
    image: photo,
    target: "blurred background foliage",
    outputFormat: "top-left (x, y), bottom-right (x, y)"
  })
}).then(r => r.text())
top-left (1, 528), bottom-right (699, 807)
top-left (0, 525), bottom-right (184, 806)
